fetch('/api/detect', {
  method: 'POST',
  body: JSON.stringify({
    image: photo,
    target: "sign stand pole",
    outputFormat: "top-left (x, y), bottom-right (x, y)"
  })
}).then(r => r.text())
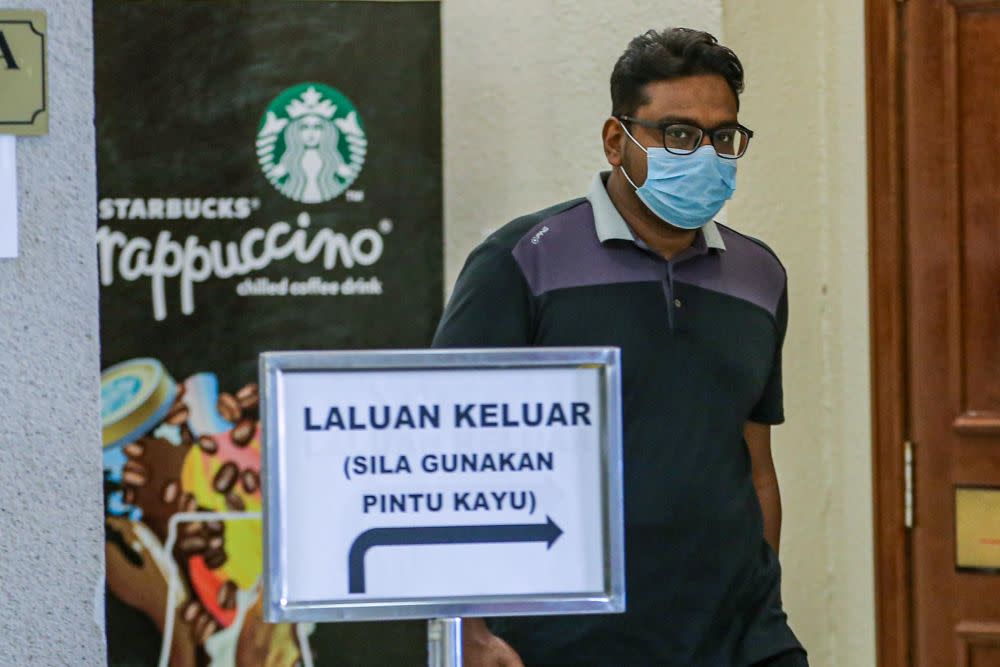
top-left (427, 617), bottom-right (462, 667)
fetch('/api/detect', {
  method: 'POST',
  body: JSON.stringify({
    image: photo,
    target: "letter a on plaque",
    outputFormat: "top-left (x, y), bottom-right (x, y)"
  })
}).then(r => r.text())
top-left (0, 11), bottom-right (47, 135)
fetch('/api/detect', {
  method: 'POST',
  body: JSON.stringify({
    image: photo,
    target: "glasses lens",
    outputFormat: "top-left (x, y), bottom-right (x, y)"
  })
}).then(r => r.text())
top-left (713, 128), bottom-right (750, 157)
top-left (662, 124), bottom-right (701, 154)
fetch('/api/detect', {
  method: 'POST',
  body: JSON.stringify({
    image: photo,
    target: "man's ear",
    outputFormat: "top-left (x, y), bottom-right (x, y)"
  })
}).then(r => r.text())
top-left (602, 117), bottom-right (625, 168)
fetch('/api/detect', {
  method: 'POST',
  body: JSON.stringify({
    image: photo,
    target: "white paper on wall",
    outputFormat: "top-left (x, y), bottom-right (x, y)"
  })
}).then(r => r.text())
top-left (0, 135), bottom-right (17, 258)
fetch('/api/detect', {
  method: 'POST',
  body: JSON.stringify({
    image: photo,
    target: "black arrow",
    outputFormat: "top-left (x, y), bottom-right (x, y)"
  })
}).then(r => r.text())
top-left (348, 516), bottom-right (563, 593)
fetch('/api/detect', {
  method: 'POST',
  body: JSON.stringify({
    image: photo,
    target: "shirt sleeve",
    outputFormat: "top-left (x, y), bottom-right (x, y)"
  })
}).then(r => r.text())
top-left (748, 283), bottom-right (788, 425)
top-left (432, 239), bottom-right (535, 348)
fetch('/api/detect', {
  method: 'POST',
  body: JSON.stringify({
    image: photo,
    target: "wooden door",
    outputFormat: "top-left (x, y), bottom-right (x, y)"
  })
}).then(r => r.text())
top-left (871, 0), bottom-right (1000, 665)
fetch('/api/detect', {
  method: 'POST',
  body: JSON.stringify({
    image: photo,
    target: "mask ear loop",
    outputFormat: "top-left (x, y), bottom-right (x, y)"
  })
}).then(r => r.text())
top-left (616, 118), bottom-right (647, 190)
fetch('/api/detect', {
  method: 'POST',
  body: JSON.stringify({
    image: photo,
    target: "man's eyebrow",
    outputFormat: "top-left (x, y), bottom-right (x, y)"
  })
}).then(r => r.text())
top-left (652, 114), bottom-right (701, 125)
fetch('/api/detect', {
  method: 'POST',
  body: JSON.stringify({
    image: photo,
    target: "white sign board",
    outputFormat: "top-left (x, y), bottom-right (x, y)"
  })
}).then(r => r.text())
top-left (262, 348), bottom-right (624, 623)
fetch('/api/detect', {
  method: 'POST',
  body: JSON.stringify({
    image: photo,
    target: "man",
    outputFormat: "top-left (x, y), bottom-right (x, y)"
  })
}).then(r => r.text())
top-left (433, 28), bottom-right (806, 667)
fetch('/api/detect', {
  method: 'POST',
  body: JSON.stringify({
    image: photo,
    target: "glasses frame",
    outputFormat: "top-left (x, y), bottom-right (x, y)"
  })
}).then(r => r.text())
top-left (618, 115), bottom-right (754, 159)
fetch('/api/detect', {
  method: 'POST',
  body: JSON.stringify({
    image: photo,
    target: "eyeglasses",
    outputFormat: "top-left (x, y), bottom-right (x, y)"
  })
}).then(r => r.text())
top-left (618, 115), bottom-right (754, 159)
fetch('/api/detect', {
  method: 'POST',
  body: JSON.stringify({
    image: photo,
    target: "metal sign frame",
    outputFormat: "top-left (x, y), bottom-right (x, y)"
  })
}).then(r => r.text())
top-left (261, 347), bottom-right (625, 623)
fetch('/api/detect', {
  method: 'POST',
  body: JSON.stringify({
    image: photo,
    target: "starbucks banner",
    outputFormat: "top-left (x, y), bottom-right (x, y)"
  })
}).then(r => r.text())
top-left (95, 2), bottom-right (441, 665)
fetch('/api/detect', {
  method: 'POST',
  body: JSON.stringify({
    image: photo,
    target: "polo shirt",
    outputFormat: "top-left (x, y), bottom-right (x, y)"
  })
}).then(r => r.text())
top-left (432, 173), bottom-right (803, 666)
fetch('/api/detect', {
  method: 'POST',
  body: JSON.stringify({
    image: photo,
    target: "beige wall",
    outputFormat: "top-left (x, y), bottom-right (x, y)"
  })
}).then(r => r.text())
top-left (0, 1), bottom-right (106, 664)
top-left (723, 2), bottom-right (874, 665)
top-left (442, 1), bottom-right (874, 665)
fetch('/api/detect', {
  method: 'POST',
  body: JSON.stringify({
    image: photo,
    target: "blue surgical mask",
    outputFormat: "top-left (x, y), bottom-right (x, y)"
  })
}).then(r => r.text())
top-left (619, 121), bottom-right (737, 230)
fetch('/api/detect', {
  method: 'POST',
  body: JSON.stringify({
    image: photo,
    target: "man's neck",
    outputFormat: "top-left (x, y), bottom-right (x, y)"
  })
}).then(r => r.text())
top-left (606, 169), bottom-right (697, 260)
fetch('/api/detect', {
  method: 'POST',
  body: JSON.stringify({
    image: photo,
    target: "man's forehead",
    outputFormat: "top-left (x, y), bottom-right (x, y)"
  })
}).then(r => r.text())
top-left (637, 76), bottom-right (738, 122)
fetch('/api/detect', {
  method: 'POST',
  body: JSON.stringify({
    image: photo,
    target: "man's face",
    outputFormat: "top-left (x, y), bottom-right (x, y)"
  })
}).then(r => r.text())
top-left (607, 74), bottom-right (739, 186)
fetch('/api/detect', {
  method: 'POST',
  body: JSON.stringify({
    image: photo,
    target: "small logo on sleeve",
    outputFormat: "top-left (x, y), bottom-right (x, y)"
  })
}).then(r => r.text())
top-left (530, 226), bottom-right (550, 245)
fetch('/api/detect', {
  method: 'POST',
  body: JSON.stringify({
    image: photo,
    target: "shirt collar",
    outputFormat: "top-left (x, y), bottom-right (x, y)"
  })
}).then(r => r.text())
top-left (586, 171), bottom-right (726, 251)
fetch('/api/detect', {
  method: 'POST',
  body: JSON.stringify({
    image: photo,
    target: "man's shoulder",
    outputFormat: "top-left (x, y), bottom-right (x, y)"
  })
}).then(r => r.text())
top-left (704, 223), bottom-right (788, 320)
top-left (715, 222), bottom-right (788, 284)
top-left (482, 197), bottom-right (591, 251)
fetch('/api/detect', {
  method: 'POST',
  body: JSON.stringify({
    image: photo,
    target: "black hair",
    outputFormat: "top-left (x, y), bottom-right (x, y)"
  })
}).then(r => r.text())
top-left (610, 28), bottom-right (745, 116)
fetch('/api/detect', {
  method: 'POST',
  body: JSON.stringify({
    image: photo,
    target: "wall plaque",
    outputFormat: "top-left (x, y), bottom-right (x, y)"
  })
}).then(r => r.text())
top-left (0, 10), bottom-right (47, 136)
top-left (956, 487), bottom-right (1000, 572)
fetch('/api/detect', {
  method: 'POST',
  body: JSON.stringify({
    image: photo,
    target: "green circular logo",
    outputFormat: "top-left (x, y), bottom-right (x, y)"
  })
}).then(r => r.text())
top-left (257, 82), bottom-right (367, 204)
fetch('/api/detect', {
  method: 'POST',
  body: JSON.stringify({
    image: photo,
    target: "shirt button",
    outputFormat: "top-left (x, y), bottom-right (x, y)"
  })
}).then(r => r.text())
top-left (674, 298), bottom-right (683, 308)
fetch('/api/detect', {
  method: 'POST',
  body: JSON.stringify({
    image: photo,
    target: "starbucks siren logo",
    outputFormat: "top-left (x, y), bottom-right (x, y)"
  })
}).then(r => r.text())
top-left (257, 83), bottom-right (367, 203)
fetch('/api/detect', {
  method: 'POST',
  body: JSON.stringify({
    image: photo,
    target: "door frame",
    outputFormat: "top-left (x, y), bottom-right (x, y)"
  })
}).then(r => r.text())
top-left (867, 0), bottom-right (911, 665)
